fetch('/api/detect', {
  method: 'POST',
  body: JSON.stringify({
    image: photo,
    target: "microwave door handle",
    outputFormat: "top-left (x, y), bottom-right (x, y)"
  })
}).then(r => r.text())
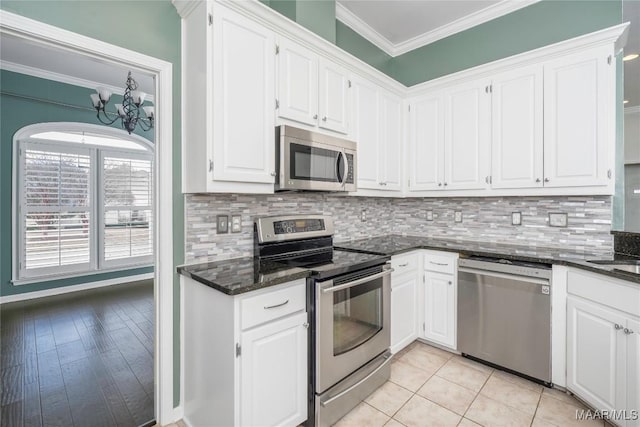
top-left (340, 151), bottom-right (349, 186)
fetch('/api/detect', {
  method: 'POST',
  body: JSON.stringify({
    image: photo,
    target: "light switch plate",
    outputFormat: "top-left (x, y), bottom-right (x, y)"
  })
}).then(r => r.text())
top-left (454, 211), bottom-right (463, 223)
top-left (512, 211), bottom-right (522, 226)
top-left (426, 210), bottom-right (434, 221)
top-left (361, 209), bottom-right (367, 222)
top-left (549, 212), bottom-right (568, 227)
top-left (231, 215), bottom-right (242, 233)
top-left (217, 215), bottom-right (229, 234)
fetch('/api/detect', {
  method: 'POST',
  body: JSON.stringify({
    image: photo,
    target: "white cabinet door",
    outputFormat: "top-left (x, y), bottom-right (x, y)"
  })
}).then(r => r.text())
top-left (491, 65), bottom-right (544, 189)
top-left (277, 38), bottom-right (318, 127)
top-left (240, 311), bottom-right (308, 427)
top-left (443, 79), bottom-right (492, 190)
top-left (423, 271), bottom-right (456, 348)
top-left (351, 77), bottom-right (380, 190)
top-left (626, 318), bottom-right (640, 427)
top-left (567, 296), bottom-right (626, 413)
top-left (319, 58), bottom-right (350, 134)
top-left (379, 90), bottom-right (403, 191)
top-left (212, 7), bottom-right (275, 183)
top-left (408, 95), bottom-right (444, 191)
top-left (391, 272), bottom-right (419, 354)
top-left (543, 46), bottom-right (613, 187)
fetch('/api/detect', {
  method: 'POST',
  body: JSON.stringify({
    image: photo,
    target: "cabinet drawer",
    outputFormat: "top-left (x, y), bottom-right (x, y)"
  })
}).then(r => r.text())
top-left (241, 282), bottom-right (306, 330)
top-left (391, 252), bottom-right (420, 275)
top-left (423, 253), bottom-right (457, 274)
top-left (567, 269), bottom-right (640, 317)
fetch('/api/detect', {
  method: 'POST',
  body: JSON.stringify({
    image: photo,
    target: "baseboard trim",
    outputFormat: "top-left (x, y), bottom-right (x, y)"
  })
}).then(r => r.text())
top-left (0, 273), bottom-right (154, 304)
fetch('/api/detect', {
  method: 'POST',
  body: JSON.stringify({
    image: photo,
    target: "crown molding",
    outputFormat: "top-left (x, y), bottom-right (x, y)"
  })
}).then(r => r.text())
top-left (335, 2), bottom-right (396, 56)
top-left (0, 60), bottom-right (155, 103)
top-left (336, 0), bottom-right (542, 57)
top-left (172, 0), bottom-right (200, 19)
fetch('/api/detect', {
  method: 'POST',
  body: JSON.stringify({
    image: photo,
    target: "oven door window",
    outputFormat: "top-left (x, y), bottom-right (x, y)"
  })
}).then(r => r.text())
top-left (332, 279), bottom-right (383, 356)
top-left (290, 143), bottom-right (341, 183)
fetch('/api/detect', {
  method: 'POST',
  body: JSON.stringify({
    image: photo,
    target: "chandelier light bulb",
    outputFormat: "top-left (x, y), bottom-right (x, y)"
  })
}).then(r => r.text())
top-left (96, 87), bottom-right (112, 103)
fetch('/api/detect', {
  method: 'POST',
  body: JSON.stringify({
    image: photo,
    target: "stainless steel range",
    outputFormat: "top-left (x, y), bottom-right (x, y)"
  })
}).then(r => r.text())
top-left (254, 215), bottom-right (392, 427)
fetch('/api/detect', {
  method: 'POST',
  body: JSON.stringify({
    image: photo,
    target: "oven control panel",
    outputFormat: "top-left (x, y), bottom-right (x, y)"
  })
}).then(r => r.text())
top-left (255, 215), bottom-right (334, 243)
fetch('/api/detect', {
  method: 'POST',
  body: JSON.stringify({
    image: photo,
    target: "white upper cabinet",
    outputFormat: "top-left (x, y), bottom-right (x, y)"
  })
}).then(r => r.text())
top-left (543, 46), bottom-right (613, 188)
top-left (351, 75), bottom-right (403, 192)
top-left (379, 91), bottom-right (403, 191)
top-left (408, 94), bottom-right (445, 191)
top-left (351, 77), bottom-right (379, 189)
top-left (491, 65), bottom-right (544, 189)
top-left (443, 78), bottom-right (492, 190)
top-left (212, 6), bottom-right (276, 184)
top-left (277, 38), bottom-right (318, 127)
top-left (277, 38), bottom-right (350, 135)
top-left (318, 58), bottom-right (350, 134)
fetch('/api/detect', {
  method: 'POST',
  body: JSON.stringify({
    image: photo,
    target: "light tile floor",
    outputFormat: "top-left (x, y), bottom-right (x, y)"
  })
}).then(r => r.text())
top-left (334, 341), bottom-right (604, 427)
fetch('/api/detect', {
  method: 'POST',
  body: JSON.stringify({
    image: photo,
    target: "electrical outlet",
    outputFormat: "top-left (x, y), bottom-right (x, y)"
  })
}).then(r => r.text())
top-left (426, 210), bottom-right (434, 221)
top-left (231, 215), bottom-right (242, 233)
top-left (454, 211), bottom-right (463, 223)
top-left (217, 215), bottom-right (229, 234)
top-left (512, 211), bottom-right (522, 226)
top-left (549, 212), bottom-right (568, 227)
top-left (361, 209), bottom-right (367, 222)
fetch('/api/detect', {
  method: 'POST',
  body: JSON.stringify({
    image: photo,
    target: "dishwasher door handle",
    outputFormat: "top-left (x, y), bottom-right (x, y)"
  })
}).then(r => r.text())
top-left (458, 267), bottom-right (550, 286)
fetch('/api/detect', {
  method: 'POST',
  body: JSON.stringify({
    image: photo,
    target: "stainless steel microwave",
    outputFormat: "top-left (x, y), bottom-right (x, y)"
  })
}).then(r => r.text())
top-left (275, 125), bottom-right (357, 192)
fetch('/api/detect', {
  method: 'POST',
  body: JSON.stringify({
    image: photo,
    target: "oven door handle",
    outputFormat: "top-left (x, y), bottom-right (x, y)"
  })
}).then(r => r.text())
top-left (321, 269), bottom-right (393, 294)
top-left (320, 352), bottom-right (393, 407)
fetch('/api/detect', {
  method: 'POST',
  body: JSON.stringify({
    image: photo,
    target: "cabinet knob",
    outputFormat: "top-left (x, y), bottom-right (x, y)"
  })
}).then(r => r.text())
top-left (303, 322), bottom-right (309, 329)
top-left (624, 328), bottom-right (634, 335)
top-left (615, 323), bottom-right (623, 330)
top-left (448, 281), bottom-right (452, 285)
top-left (313, 114), bottom-right (318, 119)
top-left (535, 178), bottom-right (541, 183)
top-left (443, 182), bottom-right (448, 186)
top-left (544, 178), bottom-right (550, 183)
top-left (270, 171), bottom-right (276, 177)
top-left (322, 116), bottom-right (327, 121)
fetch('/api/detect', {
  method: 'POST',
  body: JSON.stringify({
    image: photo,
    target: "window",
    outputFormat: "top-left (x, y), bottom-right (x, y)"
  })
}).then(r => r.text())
top-left (14, 125), bottom-right (153, 282)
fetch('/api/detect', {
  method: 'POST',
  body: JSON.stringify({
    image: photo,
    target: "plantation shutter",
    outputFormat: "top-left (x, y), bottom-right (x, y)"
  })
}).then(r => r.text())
top-left (20, 143), bottom-right (92, 276)
top-left (102, 154), bottom-right (153, 266)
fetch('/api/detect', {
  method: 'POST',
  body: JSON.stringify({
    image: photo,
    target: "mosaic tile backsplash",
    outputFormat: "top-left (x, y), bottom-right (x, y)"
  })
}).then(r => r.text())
top-left (185, 194), bottom-right (613, 263)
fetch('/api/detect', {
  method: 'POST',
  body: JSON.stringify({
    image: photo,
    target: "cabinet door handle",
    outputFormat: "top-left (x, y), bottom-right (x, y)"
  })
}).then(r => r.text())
top-left (398, 262), bottom-right (409, 267)
top-left (614, 323), bottom-right (623, 330)
top-left (264, 299), bottom-right (289, 309)
top-left (624, 328), bottom-right (634, 335)
top-left (430, 261), bottom-right (448, 266)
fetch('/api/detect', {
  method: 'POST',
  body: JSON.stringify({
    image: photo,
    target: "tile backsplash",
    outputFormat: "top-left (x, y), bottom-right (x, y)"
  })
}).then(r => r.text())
top-left (185, 194), bottom-right (613, 263)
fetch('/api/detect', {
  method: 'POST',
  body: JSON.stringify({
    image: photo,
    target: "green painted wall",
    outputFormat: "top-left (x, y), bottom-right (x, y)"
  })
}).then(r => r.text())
top-left (336, 21), bottom-right (393, 75)
top-left (264, 0), bottom-right (336, 42)
top-left (0, 0), bottom-right (183, 408)
top-left (0, 69), bottom-right (154, 298)
top-left (390, 0), bottom-right (623, 86)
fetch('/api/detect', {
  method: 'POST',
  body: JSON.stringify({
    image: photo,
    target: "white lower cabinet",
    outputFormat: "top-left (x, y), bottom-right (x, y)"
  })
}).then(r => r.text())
top-left (422, 252), bottom-right (458, 349)
top-left (183, 277), bottom-right (308, 427)
top-left (566, 269), bottom-right (640, 427)
top-left (390, 252), bottom-right (420, 353)
top-left (240, 311), bottom-right (308, 427)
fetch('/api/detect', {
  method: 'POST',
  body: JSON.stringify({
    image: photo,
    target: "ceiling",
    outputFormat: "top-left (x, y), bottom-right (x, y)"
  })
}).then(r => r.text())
top-left (623, 0), bottom-right (640, 108)
top-left (0, 33), bottom-right (155, 99)
top-left (336, 0), bottom-right (536, 56)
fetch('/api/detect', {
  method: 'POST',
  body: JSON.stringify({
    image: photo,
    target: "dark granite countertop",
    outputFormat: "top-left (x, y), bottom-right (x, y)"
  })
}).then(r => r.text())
top-left (334, 235), bottom-right (640, 285)
top-left (177, 257), bottom-right (312, 295)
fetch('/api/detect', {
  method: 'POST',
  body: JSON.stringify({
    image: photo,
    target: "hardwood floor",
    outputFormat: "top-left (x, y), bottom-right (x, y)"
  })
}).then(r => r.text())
top-left (1, 280), bottom-right (154, 427)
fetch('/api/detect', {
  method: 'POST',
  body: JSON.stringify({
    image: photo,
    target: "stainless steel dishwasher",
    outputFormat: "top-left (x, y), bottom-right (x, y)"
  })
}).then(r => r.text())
top-left (457, 257), bottom-right (552, 384)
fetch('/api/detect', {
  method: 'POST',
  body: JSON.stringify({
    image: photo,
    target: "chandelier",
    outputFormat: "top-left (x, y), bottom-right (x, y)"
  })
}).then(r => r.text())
top-left (90, 71), bottom-right (154, 134)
